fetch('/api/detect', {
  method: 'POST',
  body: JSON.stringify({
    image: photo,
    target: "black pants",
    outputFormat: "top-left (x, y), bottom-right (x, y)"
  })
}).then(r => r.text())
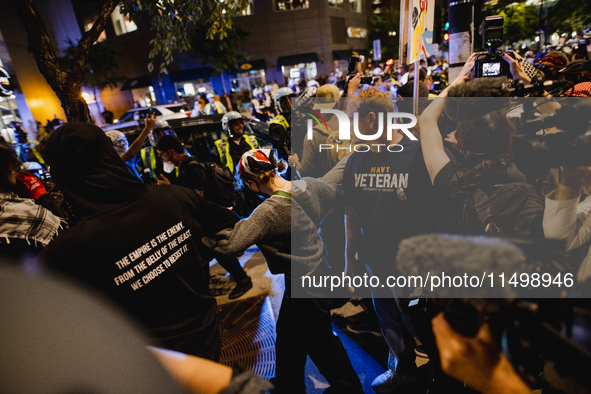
top-left (216, 255), bottom-right (248, 282)
top-left (275, 278), bottom-right (363, 394)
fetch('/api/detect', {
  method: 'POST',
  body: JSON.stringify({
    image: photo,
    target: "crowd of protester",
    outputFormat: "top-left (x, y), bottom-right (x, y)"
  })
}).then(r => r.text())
top-left (1, 30), bottom-right (591, 394)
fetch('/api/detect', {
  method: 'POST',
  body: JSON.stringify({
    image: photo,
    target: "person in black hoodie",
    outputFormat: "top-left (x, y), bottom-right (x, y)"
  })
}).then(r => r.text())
top-left (38, 122), bottom-right (240, 361)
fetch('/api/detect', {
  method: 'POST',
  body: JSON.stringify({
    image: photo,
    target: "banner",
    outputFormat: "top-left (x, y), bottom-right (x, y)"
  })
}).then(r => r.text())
top-left (373, 39), bottom-right (382, 61)
top-left (400, 0), bottom-right (435, 64)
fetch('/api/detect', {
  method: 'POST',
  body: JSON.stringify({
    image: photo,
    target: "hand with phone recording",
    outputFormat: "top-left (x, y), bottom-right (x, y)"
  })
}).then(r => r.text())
top-left (347, 73), bottom-right (361, 97)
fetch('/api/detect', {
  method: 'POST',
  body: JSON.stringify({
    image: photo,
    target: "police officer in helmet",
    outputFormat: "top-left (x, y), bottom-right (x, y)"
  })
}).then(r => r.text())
top-left (268, 87), bottom-right (294, 163)
top-left (214, 111), bottom-right (259, 175)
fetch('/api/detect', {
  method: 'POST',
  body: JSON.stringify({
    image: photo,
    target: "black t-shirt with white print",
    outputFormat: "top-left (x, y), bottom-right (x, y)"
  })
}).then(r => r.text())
top-left (344, 137), bottom-right (437, 273)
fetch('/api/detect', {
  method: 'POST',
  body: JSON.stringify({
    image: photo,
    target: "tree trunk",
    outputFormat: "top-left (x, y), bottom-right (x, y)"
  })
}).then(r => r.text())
top-left (15, 0), bottom-right (118, 123)
top-left (55, 85), bottom-right (93, 123)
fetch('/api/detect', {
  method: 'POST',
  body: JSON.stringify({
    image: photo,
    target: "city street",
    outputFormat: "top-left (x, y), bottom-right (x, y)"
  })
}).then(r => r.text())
top-left (211, 247), bottom-right (430, 394)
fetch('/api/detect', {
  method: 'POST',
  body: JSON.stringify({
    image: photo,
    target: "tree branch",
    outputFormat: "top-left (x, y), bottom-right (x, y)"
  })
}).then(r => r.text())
top-left (15, 0), bottom-right (66, 87)
top-left (71, 0), bottom-right (119, 82)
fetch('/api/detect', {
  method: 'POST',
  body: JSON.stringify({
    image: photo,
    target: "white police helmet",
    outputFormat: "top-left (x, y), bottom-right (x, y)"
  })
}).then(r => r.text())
top-left (222, 111), bottom-right (249, 137)
top-left (274, 87), bottom-right (295, 114)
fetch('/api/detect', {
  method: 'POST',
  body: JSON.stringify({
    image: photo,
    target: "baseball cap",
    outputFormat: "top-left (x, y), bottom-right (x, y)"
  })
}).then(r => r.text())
top-left (313, 84), bottom-right (341, 110)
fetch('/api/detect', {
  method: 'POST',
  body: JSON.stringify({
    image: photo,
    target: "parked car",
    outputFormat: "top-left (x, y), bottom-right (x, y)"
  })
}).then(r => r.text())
top-left (101, 103), bottom-right (192, 135)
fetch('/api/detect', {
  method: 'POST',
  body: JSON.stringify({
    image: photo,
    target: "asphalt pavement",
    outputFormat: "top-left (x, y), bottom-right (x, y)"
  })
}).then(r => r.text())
top-left (210, 247), bottom-right (430, 394)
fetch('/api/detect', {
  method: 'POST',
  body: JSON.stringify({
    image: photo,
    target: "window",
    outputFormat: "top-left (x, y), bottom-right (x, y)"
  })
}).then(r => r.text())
top-left (111, 3), bottom-right (137, 36)
top-left (240, 0), bottom-right (254, 15)
top-left (276, 0), bottom-right (310, 11)
top-left (349, 0), bottom-right (362, 12)
top-left (372, 0), bottom-right (382, 14)
top-left (117, 111), bottom-right (136, 123)
top-left (165, 105), bottom-right (192, 113)
top-left (137, 109), bottom-right (162, 120)
top-left (328, 0), bottom-right (344, 8)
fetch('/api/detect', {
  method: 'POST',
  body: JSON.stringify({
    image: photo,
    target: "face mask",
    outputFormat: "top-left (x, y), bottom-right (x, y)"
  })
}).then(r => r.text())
top-left (163, 161), bottom-right (175, 173)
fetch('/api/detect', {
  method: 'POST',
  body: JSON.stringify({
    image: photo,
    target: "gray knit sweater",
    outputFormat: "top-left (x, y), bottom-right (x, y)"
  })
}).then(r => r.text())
top-left (203, 178), bottom-right (338, 278)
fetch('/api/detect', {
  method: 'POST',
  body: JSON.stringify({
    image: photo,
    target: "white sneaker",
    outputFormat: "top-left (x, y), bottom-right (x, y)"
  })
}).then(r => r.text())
top-left (371, 370), bottom-right (400, 393)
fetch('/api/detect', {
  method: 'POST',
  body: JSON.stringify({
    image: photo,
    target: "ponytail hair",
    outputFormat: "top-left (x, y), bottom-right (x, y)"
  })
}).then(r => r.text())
top-left (252, 154), bottom-right (286, 185)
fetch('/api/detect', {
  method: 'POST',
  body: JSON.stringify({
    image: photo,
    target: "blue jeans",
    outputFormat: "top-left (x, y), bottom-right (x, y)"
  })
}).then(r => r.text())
top-left (369, 269), bottom-right (419, 382)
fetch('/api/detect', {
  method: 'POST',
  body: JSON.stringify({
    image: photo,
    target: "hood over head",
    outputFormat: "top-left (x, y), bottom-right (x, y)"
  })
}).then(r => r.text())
top-left (44, 122), bottom-right (147, 218)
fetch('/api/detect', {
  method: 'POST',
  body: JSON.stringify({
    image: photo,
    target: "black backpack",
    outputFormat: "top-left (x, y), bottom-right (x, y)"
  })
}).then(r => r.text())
top-left (187, 161), bottom-right (237, 208)
top-left (461, 183), bottom-right (545, 238)
top-left (202, 162), bottom-right (238, 208)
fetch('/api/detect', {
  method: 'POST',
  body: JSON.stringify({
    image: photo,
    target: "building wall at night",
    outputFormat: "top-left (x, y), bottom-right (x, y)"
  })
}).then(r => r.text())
top-left (0, 0), bottom-right (370, 125)
top-left (0, 0), bottom-right (81, 131)
top-left (236, 0), bottom-right (369, 77)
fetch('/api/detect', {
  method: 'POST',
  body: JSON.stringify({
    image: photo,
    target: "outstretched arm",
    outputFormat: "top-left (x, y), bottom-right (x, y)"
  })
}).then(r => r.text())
top-left (121, 114), bottom-right (157, 162)
top-left (419, 53), bottom-right (476, 183)
top-left (202, 204), bottom-right (272, 258)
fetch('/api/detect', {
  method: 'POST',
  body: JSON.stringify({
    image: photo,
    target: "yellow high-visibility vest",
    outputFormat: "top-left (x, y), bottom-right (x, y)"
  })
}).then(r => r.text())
top-left (214, 135), bottom-right (257, 173)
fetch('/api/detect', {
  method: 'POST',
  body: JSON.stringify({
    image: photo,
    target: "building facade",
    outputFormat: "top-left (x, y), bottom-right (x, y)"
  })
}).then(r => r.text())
top-left (0, 0), bottom-right (369, 130)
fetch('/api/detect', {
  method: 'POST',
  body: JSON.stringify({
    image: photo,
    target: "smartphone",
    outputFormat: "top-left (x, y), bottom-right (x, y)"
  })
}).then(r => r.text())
top-left (148, 107), bottom-right (155, 116)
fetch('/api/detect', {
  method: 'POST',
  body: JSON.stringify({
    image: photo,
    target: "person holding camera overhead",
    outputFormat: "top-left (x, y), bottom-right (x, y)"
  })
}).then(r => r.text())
top-left (417, 54), bottom-right (540, 235)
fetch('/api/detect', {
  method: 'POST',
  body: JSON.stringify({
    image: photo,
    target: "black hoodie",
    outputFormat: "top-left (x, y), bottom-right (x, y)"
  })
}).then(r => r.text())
top-left (39, 123), bottom-right (239, 358)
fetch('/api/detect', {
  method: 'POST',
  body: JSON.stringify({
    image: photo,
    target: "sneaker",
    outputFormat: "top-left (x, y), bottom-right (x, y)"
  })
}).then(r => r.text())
top-left (371, 370), bottom-right (400, 393)
top-left (414, 345), bottom-right (429, 359)
top-left (228, 276), bottom-right (253, 299)
top-left (346, 319), bottom-right (382, 337)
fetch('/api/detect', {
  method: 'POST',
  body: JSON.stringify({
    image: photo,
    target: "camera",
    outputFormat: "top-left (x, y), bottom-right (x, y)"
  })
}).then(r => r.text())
top-left (400, 236), bottom-right (591, 390)
top-left (406, 296), bottom-right (591, 389)
top-left (347, 55), bottom-right (372, 85)
top-left (474, 16), bottom-right (512, 79)
top-left (340, 55), bottom-right (373, 95)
